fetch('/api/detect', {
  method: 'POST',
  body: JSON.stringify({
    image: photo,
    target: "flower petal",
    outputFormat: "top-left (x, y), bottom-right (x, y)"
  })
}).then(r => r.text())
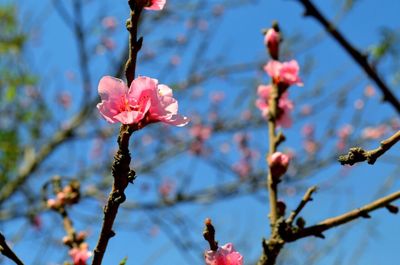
top-left (98, 76), bottom-right (127, 101)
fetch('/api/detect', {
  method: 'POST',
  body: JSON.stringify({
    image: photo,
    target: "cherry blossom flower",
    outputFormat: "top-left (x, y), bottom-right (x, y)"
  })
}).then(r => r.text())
top-left (97, 76), bottom-right (188, 127)
top-left (264, 60), bottom-right (303, 87)
top-left (255, 85), bottom-right (293, 128)
top-left (264, 28), bottom-right (280, 59)
top-left (205, 243), bottom-right (243, 265)
top-left (268, 152), bottom-right (290, 179)
top-left (69, 243), bottom-right (92, 265)
top-left (144, 0), bottom-right (166, 10)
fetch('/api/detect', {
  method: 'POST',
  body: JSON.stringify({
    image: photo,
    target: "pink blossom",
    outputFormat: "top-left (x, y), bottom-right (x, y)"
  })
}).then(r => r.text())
top-left (102, 16), bottom-right (117, 30)
top-left (337, 124), bottom-right (353, 139)
top-left (101, 37), bottom-right (116, 50)
top-left (58, 91), bottom-right (72, 109)
top-left (159, 179), bottom-right (175, 198)
top-left (304, 140), bottom-right (318, 155)
top-left (255, 85), bottom-right (293, 128)
top-left (364, 85), bottom-right (375, 97)
top-left (362, 125), bottom-right (388, 139)
top-left (144, 0), bottom-right (166, 10)
top-left (301, 123), bottom-right (315, 138)
top-left (205, 243), bottom-right (243, 265)
top-left (268, 152), bottom-right (290, 179)
top-left (264, 28), bottom-right (280, 59)
top-left (97, 76), bottom-right (188, 127)
top-left (233, 160), bottom-right (251, 180)
top-left (264, 60), bottom-right (303, 87)
top-left (190, 124), bottom-right (212, 140)
top-left (69, 243), bottom-right (92, 265)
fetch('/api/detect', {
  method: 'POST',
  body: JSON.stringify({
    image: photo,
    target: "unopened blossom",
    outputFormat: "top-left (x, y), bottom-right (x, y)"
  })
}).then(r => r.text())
top-left (264, 28), bottom-right (280, 60)
top-left (255, 85), bottom-right (293, 128)
top-left (268, 152), bottom-right (290, 180)
top-left (97, 76), bottom-right (188, 127)
top-left (205, 243), bottom-right (243, 265)
top-left (264, 60), bottom-right (303, 87)
top-left (69, 243), bottom-right (92, 265)
top-left (144, 0), bottom-right (166, 10)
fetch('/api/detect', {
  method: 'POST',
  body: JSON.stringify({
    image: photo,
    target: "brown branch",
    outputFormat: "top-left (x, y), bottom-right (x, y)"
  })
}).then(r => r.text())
top-left (286, 190), bottom-right (400, 241)
top-left (286, 186), bottom-right (317, 225)
top-left (0, 232), bottom-right (24, 265)
top-left (91, 1), bottom-right (145, 264)
top-left (338, 130), bottom-right (400, 165)
top-left (297, 0), bottom-right (400, 114)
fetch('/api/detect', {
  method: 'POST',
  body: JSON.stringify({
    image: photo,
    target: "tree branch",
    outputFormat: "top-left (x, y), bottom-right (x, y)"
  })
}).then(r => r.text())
top-left (286, 190), bottom-right (400, 241)
top-left (338, 130), bottom-right (400, 165)
top-left (286, 186), bottom-right (317, 225)
top-left (296, 0), bottom-right (400, 114)
top-left (91, 1), bottom-right (145, 264)
top-left (0, 232), bottom-right (24, 265)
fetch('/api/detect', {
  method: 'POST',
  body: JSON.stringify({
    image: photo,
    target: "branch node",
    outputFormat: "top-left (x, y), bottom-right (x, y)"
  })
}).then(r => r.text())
top-left (385, 204), bottom-right (399, 214)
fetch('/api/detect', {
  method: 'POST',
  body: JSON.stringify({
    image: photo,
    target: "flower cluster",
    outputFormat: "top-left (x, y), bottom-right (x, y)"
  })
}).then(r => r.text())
top-left (255, 26), bottom-right (302, 128)
top-left (46, 181), bottom-right (80, 210)
top-left (97, 76), bottom-right (188, 128)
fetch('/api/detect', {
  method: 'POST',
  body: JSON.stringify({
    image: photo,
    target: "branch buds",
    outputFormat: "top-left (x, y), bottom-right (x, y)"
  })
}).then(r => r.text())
top-left (268, 152), bottom-right (290, 181)
top-left (264, 22), bottom-right (280, 60)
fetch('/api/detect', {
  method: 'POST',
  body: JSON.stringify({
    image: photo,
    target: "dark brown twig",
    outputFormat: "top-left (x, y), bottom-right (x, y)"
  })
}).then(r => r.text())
top-left (286, 186), bottom-right (317, 225)
top-left (297, 0), bottom-right (400, 114)
top-left (91, 1), bottom-right (145, 264)
top-left (203, 218), bottom-right (218, 251)
top-left (0, 232), bottom-right (24, 265)
top-left (338, 130), bottom-right (400, 165)
top-left (286, 190), bottom-right (400, 241)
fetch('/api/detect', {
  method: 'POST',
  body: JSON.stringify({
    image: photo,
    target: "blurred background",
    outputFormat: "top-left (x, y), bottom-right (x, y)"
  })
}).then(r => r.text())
top-left (0, 0), bottom-right (400, 264)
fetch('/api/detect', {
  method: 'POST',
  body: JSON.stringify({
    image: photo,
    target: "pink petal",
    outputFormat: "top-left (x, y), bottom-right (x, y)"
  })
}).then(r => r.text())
top-left (114, 110), bottom-right (140, 124)
top-left (97, 102), bottom-right (119, 123)
top-left (98, 76), bottom-right (127, 101)
top-left (264, 60), bottom-right (282, 78)
top-left (144, 0), bottom-right (166, 10)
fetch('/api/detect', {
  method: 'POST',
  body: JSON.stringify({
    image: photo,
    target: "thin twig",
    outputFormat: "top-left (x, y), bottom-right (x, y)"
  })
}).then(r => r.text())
top-left (296, 0), bottom-right (400, 114)
top-left (338, 130), bottom-right (400, 165)
top-left (0, 232), bottom-right (24, 265)
top-left (286, 186), bottom-right (317, 225)
top-left (286, 190), bottom-right (400, 241)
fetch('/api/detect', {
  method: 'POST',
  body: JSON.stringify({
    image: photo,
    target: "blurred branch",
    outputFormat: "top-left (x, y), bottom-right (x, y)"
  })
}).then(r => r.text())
top-left (338, 130), bottom-right (400, 165)
top-left (296, 0), bottom-right (400, 114)
top-left (286, 190), bottom-right (400, 241)
top-left (0, 232), bottom-right (24, 265)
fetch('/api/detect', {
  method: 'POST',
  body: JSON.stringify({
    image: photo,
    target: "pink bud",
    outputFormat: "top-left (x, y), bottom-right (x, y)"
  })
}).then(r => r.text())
top-left (264, 28), bottom-right (280, 60)
top-left (268, 152), bottom-right (290, 180)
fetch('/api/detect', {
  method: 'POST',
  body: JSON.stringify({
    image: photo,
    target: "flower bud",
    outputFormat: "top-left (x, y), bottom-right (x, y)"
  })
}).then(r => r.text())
top-left (264, 27), bottom-right (280, 60)
top-left (268, 152), bottom-right (290, 180)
